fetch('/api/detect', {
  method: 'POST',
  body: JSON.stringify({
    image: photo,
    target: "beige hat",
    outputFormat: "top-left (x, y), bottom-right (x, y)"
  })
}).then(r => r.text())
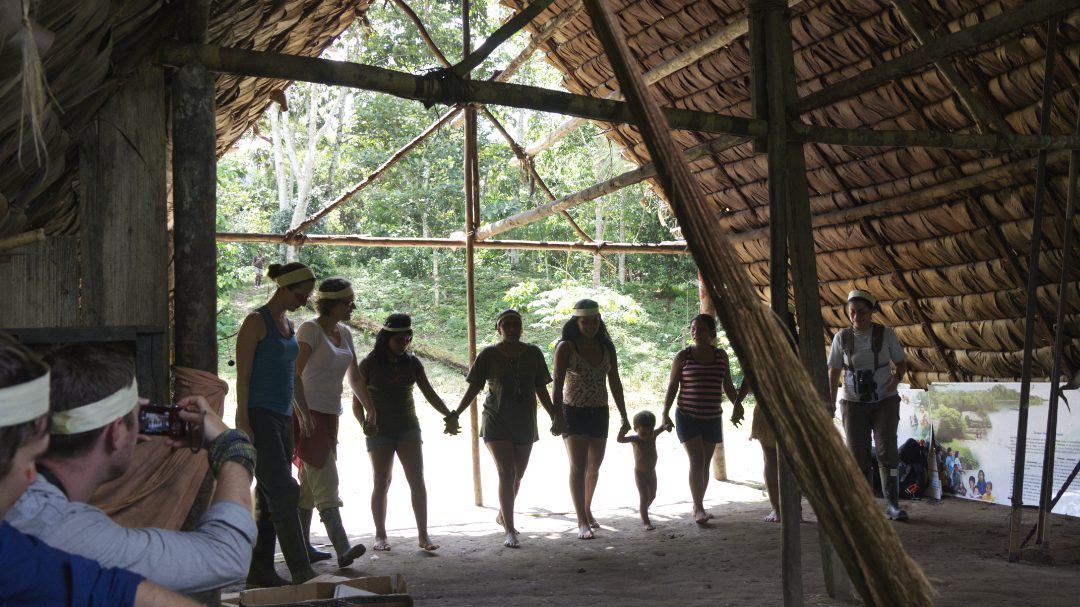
top-left (847, 289), bottom-right (878, 308)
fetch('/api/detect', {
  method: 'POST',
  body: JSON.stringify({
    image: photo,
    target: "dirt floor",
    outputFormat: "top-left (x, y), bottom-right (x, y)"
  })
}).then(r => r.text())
top-left (222, 390), bottom-right (1080, 607)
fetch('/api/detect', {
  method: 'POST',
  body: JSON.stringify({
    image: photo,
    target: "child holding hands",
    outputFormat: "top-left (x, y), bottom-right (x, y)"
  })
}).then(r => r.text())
top-left (618, 410), bottom-right (667, 530)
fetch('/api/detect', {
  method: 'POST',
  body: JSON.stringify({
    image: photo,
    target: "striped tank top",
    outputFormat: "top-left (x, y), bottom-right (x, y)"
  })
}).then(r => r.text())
top-left (676, 346), bottom-right (728, 419)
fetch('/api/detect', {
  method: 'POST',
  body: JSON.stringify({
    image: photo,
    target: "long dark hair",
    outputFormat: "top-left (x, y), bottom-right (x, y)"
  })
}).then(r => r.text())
top-left (559, 313), bottom-right (615, 354)
top-left (372, 313), bottom-right (413, 364)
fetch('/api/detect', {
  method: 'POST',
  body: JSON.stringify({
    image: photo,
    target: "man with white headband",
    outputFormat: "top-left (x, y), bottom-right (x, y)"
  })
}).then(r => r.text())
top-left (0, 333), bottom-right (199, 606)
top-left (828, 289), bottom-right (911, 521)
top-left (5, 342), bottom-right (258, 593)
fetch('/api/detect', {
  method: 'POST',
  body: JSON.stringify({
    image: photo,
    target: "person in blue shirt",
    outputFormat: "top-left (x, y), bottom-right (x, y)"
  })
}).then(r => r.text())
top-left (0, 332), bottom-right (197, 607)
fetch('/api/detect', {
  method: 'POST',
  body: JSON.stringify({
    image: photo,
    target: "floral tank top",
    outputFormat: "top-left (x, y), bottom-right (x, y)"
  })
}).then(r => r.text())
top-left (562, 344), bottom-right (610, 408)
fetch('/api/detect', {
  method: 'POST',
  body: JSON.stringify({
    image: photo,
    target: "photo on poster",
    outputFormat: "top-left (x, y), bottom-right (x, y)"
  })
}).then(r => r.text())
top-left (930, 382), bottom-right (1080, 517)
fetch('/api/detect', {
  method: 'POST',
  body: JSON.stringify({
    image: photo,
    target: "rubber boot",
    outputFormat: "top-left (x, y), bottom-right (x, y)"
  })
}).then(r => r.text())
top-left (320, 507), bottom-right (367, 568)
top-left (274, 513), bottom-right (318, 584)
top-left (880, 467), bottom-right (909, 521)
top-left (246, 522), bottom-right (289, 588)
top-left (300, 508), bottom-right (332, 563)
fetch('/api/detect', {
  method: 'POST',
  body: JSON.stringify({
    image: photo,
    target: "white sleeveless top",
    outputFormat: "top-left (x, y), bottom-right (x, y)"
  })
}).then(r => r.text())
top-left (296, 320), bottom-right (355, 415)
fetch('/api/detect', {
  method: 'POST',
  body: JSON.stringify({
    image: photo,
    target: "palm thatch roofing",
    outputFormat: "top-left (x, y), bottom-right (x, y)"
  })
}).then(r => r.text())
top-left (2, 0), bottom-right (1078, 387)
top-left (499, 0), bottom-right (1080, 386)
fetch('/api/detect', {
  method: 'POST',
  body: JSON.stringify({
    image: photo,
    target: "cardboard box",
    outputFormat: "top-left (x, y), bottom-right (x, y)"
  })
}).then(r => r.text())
top-left (237, 574), bottom-right (410, 606)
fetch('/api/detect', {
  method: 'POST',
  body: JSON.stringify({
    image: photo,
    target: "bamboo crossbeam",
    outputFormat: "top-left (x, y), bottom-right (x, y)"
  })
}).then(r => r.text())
top-left (791, 122), bottom-right (1080, 152)
top-left (449, 0), bottom-right (559, 78)
top-left (477, 134), bottom-right (747, 240)
top-left (290, 105), bottom-right (463, 236)
top-left (522, 2), bottom-right (802, 159)
top-left (793, 0), bottom-right (1079, 114)
top-left (886, 0), bottom-right (1008, 135)
top-left (726, 150), bottom-right (1070, 244)
top-left (158, 42), bottom-right (765, 139)
top-left (0, 228), bottom-right (45, 253)
top-left (216, 232), bottom-right (690, 254)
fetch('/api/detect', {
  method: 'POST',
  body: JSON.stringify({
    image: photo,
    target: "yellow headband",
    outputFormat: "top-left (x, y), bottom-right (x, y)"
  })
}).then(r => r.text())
top-left (51, 379), bottom-right (139, 435)
top-left (275, 267), bottom-right (315, 288)
top-left (318, 287), bottom-right (354, 301)
top-left (381, 325), bottom-right (412, 333)
top-left (0, 372), bottom-right (50, 427)
top-left (571, 307), bottom-right (600, 317)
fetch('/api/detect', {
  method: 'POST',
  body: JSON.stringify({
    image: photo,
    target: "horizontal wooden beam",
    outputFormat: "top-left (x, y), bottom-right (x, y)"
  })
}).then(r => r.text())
top-left (792, 122), bottom-right (1080, 152)
top-left (217, 232), bottom-right (690, 255)
top-left (793, 0), bottom-right (1080, 113)
top-left (158, 42), bottom-right (765, 139)
top-left (477, 135), bottom-right (747, 240)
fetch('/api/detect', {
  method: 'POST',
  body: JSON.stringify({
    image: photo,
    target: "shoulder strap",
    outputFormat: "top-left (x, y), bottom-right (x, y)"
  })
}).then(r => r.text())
top-left (871, 323), bottom-right (884, 354)
top-left (841, 327), bottom-right (854, 369)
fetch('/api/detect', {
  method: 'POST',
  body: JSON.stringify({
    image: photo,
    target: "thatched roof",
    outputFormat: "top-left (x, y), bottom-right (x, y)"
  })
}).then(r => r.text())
top-left (2, 0), bottom-right (1077, 386)
top-left (0, 0), bottom-right (368, 237)
top-left (500, 0), bottom-right (1080, 386)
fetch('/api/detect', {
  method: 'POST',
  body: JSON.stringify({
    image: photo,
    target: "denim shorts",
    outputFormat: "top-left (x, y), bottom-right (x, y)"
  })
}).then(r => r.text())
top-left (561, 405), bottom-right (609, 439)
top-left (365, 427), bottom-right (422, 451)
top-left (675, 408), bottom-right (723, 444)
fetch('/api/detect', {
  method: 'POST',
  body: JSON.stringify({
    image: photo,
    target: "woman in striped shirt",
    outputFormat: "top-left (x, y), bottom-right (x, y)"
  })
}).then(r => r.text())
top-left (661, 314), bottom-right (745, 524)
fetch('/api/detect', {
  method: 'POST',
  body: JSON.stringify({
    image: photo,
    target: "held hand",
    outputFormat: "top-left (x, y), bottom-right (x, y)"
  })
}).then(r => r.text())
top-left (730, 404), bottom-right (745, 428)
top-left (619, 417), bottom-right (631, 436)
top-left (444, 414), bottom-right (461, 436)
top-left (661, 415), bottom-right (674, 433)
top-left (550, 411), bottom-right (566, 437)
top-left (297, 409), bottom-right (314, 438)
top-left (362, 416), bottom-right (378, 436)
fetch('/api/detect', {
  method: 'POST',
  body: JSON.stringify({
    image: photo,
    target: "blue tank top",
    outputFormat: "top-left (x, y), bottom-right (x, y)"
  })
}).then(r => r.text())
top-left (248, 306), bottom-right (299, 415)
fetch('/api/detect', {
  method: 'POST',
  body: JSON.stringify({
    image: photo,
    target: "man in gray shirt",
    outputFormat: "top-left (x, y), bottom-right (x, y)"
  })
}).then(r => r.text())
top-left (5, 343), bottom-right (257, 593)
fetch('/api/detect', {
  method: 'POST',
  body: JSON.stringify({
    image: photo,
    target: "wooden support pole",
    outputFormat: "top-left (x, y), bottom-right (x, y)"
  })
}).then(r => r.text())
top-left (463, 1), bottom-right (483, 508)
top-left (478, 135), bottom-right (745, 240)
top-left (1009, 17), bottom-right (1060, 563)
top-left (757, 3), bottom-right (803, 603)
top-left (157, 43), bottom-right (1080, 153)
top-left (172, 62), bottom-right (217, 374)
top-left (158, 42), bottom-right (765, 138)
top-left (523, 0), bottom-right (802, 159)
top-left (793, 0), bottom-right (1078, 114)
top-left (216, 232), bottom-right (691, 254)
top-left (0, 228), bottom-right (45, 253)
top-left (885, 0), bottom-right (1008, 135)
top-left (1036, 104), bottom-right (1080, 546)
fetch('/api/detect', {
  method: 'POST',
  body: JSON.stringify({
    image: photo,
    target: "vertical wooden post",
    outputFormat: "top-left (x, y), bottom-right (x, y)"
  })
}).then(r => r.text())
top-left (1009, 17), bottom-right (1059, 562)
top-left (1036, 98), bottom-right (1079, 546)
top-left (172, 62), bottom-right (218, 374)
top-left (463, 0), bottom-right (482, 507)
top-left (699, 273), bottom-right (729, 481)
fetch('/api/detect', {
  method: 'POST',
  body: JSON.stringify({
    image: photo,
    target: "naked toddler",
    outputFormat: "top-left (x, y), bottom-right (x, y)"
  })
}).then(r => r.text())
top-left (617, 410), bottom-right (666, 529)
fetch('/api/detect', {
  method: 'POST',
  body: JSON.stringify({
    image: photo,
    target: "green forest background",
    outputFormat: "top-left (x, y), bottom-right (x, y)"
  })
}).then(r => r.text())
top-left (214, 1), bottom-right (744, 409)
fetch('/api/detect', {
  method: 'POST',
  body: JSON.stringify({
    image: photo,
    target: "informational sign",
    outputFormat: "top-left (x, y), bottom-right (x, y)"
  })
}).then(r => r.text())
top-left (930, 383), bottom-right (1080, 517)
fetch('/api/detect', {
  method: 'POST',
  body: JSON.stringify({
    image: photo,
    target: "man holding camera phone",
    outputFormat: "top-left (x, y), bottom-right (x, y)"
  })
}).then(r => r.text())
top-left (4, 343), bottom-right (258, 593)
top-left (828, 290), bottom-right (911, 521)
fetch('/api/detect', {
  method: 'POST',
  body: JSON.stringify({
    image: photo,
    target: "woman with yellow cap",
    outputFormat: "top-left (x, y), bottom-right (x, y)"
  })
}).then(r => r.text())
top-left (827, 289), bottom-right (910, 521)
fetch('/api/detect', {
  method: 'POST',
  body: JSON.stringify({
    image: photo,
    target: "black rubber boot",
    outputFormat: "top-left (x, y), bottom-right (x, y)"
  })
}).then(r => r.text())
top-left (320, 507), bottom-right (366, 568)
top-left (880, 467), bottom-right (909, 521)
top-left (246, 522), bottom-right (289, 588)
top-left (274, 513), bottom-right (318, 584)
top-left (300, 507), bottom-right (332, 563)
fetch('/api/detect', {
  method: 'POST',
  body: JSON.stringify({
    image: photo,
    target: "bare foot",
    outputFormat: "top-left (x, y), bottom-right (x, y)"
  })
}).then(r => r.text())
top-left (763, 510), bottom-right (780, 523)
top-left (372, 538), bottom-right (391, 551)
top-left (643, 519), bottom-right (655, 531)
top-left (503, 532), bottom-right (520, 548)
top-left (577, 524), bottom-right (595, 539)
top-left (495, 512), bottom-right (519, 535)
top-left (694, 510), bottom-right (714, 525)
top-left (418, 537), bottom-right (440, 551)
top-left (587, 513), bottom-right (600, 529)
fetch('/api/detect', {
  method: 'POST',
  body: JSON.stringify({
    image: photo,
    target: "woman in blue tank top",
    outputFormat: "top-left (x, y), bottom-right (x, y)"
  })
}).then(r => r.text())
top-left (235, 261), bottom-right (317, 587)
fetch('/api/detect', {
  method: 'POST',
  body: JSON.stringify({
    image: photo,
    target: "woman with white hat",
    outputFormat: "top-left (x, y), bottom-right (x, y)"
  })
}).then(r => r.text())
top-left (827, 289), bottom-right (910, 521)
